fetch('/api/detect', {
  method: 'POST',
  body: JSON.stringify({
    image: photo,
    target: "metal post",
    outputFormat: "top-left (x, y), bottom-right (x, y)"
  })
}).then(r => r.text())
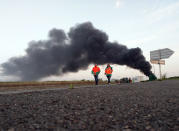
top-left (153, 64), bottom-right (155, 75)
top-left (159, 63), bottom-right (162, 79)
top-left (159, 49), bottom-right (162, 79)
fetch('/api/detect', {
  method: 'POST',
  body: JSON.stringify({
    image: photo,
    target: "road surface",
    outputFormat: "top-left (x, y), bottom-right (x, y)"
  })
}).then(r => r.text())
top-left (0, 80), bottom-right (178, 130)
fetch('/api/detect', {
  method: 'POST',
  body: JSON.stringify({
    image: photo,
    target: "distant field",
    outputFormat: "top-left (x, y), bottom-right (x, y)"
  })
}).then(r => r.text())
top-left (0, 80), bottom-right (109, 87)
top-left (1, 76), bottom-right (178, 92)
top-left (0, 80), bottom-right (109, 92)
top-left (167, 76), bottom-right (179, 80)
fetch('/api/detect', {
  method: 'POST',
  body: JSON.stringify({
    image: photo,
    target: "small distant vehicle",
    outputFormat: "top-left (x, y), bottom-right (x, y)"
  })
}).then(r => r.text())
top-left (120, 77), bottom-right (129, 83)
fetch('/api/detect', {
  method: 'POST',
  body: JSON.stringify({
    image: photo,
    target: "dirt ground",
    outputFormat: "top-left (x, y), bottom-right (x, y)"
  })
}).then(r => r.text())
top-left (0, 80), bottom-right (178, 131)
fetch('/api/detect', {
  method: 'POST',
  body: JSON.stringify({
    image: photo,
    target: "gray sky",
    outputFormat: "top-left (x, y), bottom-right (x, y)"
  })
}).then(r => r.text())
top-left (0, 0), bottom-right (179, 81)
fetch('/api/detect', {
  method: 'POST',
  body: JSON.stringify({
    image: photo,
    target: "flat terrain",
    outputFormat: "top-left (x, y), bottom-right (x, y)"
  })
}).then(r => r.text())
top-left (0, 81), bottom-right (108, 92)
top-left (0, 80), bottom-right (178, 131)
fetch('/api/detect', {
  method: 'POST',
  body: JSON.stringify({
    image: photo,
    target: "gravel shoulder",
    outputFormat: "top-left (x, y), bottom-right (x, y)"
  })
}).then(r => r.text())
top-left (0, 80), bottom-right (178, 130)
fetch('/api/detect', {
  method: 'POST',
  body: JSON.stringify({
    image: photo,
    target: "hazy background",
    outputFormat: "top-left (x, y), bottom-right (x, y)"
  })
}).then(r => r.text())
top-left (0, 0), bottom-right (179, 81)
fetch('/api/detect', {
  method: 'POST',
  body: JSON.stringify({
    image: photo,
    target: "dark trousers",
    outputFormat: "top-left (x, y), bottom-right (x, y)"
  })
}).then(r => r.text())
top-left (107, 75), bottom-right (111, 84)
top-left (94, 75), bottom-right (98, 85)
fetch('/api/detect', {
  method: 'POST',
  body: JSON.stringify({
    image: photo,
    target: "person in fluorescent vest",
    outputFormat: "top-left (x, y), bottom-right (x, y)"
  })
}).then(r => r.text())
top-left (91, 64), bottom-right (101, 85)
top-left (105, 64), bottom-right (113, 84)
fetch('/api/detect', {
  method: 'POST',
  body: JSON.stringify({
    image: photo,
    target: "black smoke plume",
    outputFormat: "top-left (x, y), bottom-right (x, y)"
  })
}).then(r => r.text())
top-left (1, 22), bottom-right (152, 81)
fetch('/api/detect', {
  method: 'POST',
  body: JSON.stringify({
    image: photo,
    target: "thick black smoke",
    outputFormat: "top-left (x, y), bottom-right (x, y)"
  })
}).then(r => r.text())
top-left (1, 22), bottom-right (152, 81)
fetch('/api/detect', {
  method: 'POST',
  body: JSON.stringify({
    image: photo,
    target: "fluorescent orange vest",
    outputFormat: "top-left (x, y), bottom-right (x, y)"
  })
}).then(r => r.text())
top-left (105, 67), bottom-right (112, 74)
top-left (92, 66), bottom-right (100, 73)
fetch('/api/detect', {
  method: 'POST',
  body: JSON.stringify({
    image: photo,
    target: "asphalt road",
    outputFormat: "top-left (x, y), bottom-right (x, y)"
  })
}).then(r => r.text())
top-left (0, 80), bottom-right (178, 131)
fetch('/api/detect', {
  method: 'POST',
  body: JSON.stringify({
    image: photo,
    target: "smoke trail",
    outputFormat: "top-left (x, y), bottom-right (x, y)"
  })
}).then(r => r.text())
top-left (1, 22), bottom-right (152, 81)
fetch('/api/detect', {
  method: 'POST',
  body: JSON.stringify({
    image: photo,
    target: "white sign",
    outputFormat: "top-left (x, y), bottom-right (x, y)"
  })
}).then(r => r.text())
top-left (150, 60), bottom-right (165, 65)
top-left (150, 48), bottom-right (174, 60)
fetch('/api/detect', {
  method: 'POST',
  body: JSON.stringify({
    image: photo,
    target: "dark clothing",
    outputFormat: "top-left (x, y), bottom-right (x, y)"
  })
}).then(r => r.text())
top-left (107, 75), bottom-right (111, 84)
top-left (94, 75), bottom-right (98, 85)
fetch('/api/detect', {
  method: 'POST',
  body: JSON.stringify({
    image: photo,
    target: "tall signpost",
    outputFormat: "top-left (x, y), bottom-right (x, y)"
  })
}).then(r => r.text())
top-left (150, 60), bottom-right (165, 78)
top-left (150, 48), bottom-right (174, 79)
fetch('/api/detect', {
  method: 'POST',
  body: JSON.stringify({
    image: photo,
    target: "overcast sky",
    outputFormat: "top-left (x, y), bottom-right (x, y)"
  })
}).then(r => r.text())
top-left (0, 0), bottom-right (179, 81)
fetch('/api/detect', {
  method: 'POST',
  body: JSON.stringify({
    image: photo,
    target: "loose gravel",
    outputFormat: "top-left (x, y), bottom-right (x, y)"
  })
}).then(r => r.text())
top-left (0, 80), bottom-right (178, 131)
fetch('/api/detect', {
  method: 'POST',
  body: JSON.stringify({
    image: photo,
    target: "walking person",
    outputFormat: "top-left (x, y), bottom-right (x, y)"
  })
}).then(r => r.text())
top-left (91, 64), bottom-right (100, 85)
top-left (105, 64), bottom-right (113, 84)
